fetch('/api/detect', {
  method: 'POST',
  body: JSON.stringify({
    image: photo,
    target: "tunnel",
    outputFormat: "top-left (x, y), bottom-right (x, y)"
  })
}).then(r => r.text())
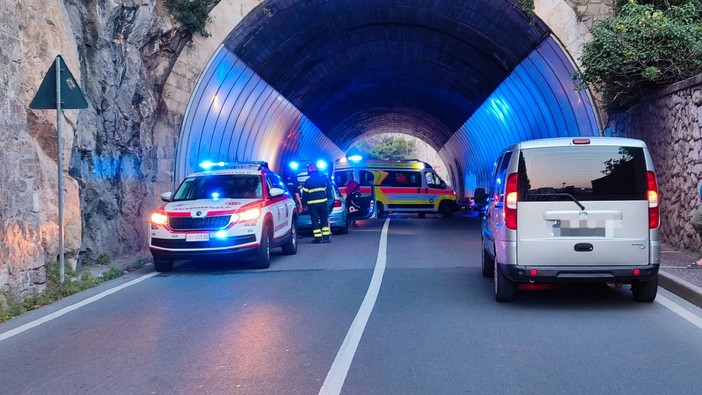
top-left (174, 0), bottom-right (600, 198)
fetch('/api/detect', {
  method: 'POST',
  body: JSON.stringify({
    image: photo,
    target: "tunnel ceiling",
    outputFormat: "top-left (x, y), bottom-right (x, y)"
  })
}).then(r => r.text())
top-left (224, 0), bottom-right (551, 150)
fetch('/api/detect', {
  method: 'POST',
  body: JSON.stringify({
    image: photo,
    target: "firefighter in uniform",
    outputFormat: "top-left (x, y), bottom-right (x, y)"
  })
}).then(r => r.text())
top-left (302, 164), bottom-right (333, 243)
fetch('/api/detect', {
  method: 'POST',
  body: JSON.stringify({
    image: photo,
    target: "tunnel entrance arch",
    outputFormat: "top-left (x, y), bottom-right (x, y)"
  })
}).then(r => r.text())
top-left (155, 0), bottom-right (603, 199)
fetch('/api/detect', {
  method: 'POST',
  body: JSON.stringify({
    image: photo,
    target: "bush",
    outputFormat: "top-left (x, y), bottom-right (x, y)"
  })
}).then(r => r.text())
top-left (575, 0), bottom-right (702, 109)
top-left (165, 0), bottom-right (216, 38)
top-left (0, 262), bottom-right (124, 324)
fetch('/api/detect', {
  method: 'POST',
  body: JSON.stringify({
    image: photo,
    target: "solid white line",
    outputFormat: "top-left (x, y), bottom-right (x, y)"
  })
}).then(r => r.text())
top-left (319, 218), bottom-right (390, 395)
top-left (0, 272), bottom-right (158, 342)
top-left (656, 294), bottom-right (702, 330)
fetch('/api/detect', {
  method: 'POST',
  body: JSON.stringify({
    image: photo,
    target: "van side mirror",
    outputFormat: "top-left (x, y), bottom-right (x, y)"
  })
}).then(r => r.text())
top-left (160, 192), bottom-right (173, 202)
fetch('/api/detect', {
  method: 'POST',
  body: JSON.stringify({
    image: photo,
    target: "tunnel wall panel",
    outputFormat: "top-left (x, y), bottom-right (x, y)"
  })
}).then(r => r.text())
top-left (176, 45), bottom-right (342, 184)
top-left (441, 36), bottom-right (600, 197)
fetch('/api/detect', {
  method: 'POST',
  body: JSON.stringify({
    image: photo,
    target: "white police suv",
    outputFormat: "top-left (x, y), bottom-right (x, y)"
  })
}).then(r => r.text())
top-left (149, 161), bottom-right (297, 272)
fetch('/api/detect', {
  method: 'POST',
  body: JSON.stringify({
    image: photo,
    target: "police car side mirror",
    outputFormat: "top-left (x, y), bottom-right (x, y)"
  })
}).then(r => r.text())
top-left (269, 187), bottom-right (285, 198)
top-left (160, 192), bottom-right (173, 202)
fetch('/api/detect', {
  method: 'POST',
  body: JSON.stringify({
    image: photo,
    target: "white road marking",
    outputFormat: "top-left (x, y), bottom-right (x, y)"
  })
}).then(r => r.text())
top-left (319, 218), bottom-right (390, 395)
top-left (0, 272), bottom-right (158, 342)
top-left (656, 294), bottom-right (702, 330)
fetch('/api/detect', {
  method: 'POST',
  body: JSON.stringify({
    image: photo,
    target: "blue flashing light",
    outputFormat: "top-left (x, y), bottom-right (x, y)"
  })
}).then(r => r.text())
top-left (316, 160), bottom-right (328, 170)
top-left (211, 192), bottom-right (220, 201)
top-left (200, 161), bottom-right (225, 170)
top-left (348, 155), bottom-right (363, 162)
top-left (215, 230), bottom-right (228, 239)
top-left (289, 161), bottom-right (300, 171)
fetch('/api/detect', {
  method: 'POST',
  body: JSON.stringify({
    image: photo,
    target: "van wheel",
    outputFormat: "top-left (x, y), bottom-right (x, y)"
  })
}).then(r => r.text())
top-left (253, 226), bottom-right (271, 269)
top-left (481, 245), bottom-right (494, 278)
top-left (153, 258), bottom-right (173, 273)
top-left (439, 201), bottom-right (453, 218)
top-left (632, 275), bottom-right (658, 302)
top-left (494, 260), bottom-right (516, 302)
top-left (281, 221), bottom-right (297, 255)
top-left (376, 202), bottom-right (385, 218)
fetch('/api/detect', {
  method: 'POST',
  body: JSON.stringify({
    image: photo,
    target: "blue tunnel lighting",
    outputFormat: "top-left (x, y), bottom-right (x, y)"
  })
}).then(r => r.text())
top-left (174, 7), bottom-right (599, 201)
top-left (347, 155), bottom-right (363, 162)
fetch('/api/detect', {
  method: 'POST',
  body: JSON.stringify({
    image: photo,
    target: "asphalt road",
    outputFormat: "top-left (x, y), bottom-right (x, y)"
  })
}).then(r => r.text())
top-left (1, 215), bottom-right (702, 394)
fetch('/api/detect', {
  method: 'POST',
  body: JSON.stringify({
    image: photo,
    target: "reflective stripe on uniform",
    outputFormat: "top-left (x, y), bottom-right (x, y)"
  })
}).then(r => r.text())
top-left (307, 198), bottom-right (328, 204)
top-left (322, 226), bottom-right (331, 236)
top-left (302, 187), bottom-right (327, 193)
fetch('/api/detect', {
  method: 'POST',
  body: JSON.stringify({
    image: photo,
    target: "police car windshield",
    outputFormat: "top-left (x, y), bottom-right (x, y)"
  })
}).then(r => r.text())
top-left (173, 175), bottom-right (262, 201)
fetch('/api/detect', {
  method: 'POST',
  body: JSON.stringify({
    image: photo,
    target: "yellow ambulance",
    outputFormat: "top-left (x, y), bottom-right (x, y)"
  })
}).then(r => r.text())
top-left (333, 157), bottom-right (459, 218)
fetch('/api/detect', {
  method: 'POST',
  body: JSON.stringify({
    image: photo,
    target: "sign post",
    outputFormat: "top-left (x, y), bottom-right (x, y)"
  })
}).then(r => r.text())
top-left (29, 55), bottom-right (88, 283)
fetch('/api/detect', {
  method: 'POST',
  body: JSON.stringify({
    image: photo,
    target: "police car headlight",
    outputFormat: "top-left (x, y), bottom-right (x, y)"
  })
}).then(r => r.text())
top-left (235, 208), bottom-right (261, 222)
top-left (150, 212), bottom-right (168, 226)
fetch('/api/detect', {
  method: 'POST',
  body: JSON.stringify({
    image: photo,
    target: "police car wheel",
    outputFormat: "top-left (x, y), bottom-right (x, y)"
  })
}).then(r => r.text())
top-left (153, 258), bottom-right (173, 273)
top-left (253, 227), bottom-right (271, 269)
top-left (282, 221), bottom-right (298, 255)
top-left (335, 221), bottom-right (349, 234)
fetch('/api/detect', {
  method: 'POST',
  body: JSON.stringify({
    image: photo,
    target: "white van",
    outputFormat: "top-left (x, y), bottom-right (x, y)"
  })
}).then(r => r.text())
top-left (481, 137), bottom-right (660, 302)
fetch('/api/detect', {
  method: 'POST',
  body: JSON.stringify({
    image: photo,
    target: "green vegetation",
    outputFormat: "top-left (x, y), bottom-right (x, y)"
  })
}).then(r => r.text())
top-left (575, 0), bottom-right (702, 109)
top-left (350, 135), bottom-right (418, 161)
top-left (165, 0), bottom-right (217, 38)
top-left (0, 262), bottom-right (122, 323)
top-left (96, 253), bottom-right (112, 266)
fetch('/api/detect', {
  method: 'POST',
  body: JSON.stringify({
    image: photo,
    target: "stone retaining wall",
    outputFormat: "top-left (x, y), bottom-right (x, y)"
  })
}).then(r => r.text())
top-left (607, 75), bottom-right (702, 254)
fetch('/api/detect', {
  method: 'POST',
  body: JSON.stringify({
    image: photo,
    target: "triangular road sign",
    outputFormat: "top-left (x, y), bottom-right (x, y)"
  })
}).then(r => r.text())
top-left (29, 55), bottom-right (88, 110)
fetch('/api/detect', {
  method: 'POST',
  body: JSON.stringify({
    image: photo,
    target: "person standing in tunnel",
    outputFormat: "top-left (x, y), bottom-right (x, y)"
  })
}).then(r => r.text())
top-left (302, 164), bottom-right (332, 243)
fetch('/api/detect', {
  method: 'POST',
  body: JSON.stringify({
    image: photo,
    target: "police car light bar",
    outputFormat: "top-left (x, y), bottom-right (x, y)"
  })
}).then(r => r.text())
top-left (199, 161), bottom-right (269, 170)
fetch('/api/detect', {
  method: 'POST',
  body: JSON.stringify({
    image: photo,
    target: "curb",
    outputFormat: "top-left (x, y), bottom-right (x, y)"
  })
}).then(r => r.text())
top-left (659, 270), bottom-right (702, 308)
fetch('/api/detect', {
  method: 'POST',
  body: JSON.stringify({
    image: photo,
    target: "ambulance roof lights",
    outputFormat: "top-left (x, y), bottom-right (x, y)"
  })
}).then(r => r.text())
top-left (348, 155), bottom-right (363, 162)
top-left (288, 161), bottom-right (300, 171)
top-left (316, 160), bottom-right (328, 170)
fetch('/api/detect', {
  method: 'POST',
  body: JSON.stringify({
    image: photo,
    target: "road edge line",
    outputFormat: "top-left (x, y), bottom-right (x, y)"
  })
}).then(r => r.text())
top-left (656, 294), bottom-right (702, 330)
top-left (0, 272), bottom-right (158, 342)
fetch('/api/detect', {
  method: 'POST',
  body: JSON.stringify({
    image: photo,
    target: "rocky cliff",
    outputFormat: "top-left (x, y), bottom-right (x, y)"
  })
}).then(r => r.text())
top-left (0, 0), bottom-right (190, 300)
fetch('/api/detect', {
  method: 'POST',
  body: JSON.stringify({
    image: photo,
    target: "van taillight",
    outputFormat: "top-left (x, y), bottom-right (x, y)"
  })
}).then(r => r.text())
top-left (334, 199), bottom-right (342, 208)
top-left (505, 173), bottom-right (518, 230)
top-left (647, 171), bottom-right (659, 229)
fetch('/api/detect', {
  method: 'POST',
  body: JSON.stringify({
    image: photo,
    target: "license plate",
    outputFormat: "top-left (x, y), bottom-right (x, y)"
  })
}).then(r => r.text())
top-left (186, 233), bottom-right (210, 242)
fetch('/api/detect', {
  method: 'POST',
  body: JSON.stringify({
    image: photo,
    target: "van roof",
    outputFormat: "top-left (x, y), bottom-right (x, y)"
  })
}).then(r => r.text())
top-left (508, 137), bottom-right (647, 151)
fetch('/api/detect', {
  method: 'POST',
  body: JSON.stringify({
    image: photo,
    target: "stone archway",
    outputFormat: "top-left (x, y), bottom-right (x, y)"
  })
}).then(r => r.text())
top-left (154, 0), bottom-right (604, 195)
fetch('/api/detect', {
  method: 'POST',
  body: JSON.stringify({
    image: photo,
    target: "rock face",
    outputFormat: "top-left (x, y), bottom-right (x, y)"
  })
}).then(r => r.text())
top-left (607, 76), bottom-right (702, 254)
top-left (0, 0), bottom-right (189, 300)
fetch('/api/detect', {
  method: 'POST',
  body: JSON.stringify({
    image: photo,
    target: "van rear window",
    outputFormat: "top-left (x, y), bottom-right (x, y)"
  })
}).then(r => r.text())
top-left (517, 146), bottom-right (648, 201)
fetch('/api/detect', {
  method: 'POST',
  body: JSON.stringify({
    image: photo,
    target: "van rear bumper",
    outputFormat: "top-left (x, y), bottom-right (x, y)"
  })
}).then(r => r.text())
top-left (500, 263), bottom-right (659, 283)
